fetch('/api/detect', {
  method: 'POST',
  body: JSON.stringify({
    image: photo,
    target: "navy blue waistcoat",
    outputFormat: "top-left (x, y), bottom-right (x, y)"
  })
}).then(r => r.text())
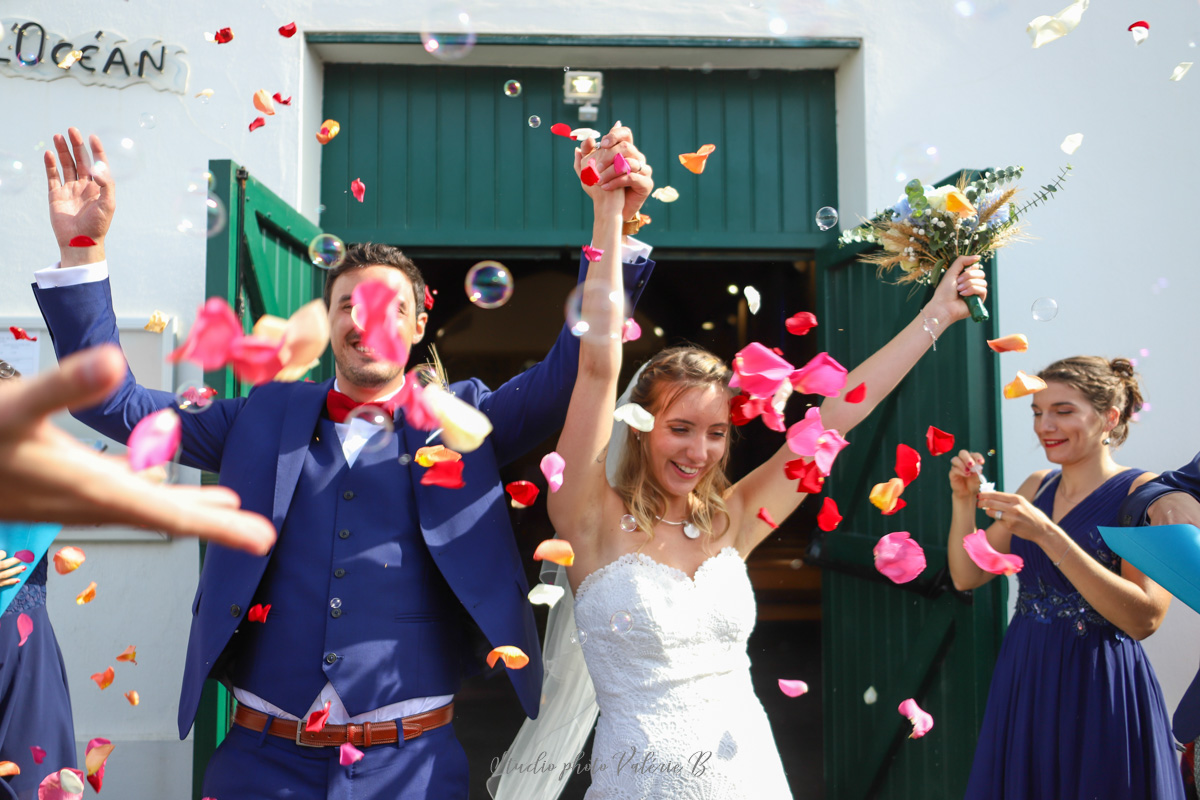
top-left (229, 418), bottom-right (463, 717)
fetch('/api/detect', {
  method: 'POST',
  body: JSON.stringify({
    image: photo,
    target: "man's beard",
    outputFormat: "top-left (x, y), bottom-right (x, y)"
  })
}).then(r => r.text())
top-left (337, 358), bottom-right (404, 389)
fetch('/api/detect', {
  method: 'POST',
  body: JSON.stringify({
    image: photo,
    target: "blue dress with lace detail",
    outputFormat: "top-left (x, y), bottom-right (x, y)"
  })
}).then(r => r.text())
top-left (965, 469), bottom-right (1184, 799)
top-left (3, 554), bottom-right (48, 617)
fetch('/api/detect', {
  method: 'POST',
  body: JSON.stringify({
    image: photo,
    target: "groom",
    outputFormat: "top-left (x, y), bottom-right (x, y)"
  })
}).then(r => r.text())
top-left (31, 125), bottom-right (656, 798)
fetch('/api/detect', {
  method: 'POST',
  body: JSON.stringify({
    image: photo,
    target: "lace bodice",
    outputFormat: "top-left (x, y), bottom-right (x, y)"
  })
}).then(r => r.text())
top-left (572, 547), bottom-right (793, 799)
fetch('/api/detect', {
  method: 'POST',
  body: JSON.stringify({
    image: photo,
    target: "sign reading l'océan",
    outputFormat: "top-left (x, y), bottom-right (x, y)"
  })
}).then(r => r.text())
top-left (1, 19), bottom-right (189, 94)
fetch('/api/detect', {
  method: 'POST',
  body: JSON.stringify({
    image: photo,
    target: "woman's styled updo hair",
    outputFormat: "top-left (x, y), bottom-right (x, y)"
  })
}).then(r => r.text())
top-left (614, 347), bottom-right (736, 550)
top-left (1036, 356), bottom-right (1144, 446)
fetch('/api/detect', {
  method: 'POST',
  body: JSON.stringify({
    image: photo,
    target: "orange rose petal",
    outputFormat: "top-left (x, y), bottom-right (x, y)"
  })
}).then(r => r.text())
top-left (986, 334), bottom-right (1029, 353)
top-left (679, 143), bottom-right (716, 174)
top-left (415, 445), bottom-right (462, 468)
top-left (253, 89), bottom-right (276, 116)
top-left (76, 581), bottom-right (97, 605)
top-left (486, 645), bottom-right (530, 670)
top-left (116, 645), bottom-right (137, 665)
top-left (316, 119), bottom-right (340, 145)
top-left (532, 539), bottom-right (575, 567)
top-left (90, 666), bottom-right (115, 690)
top-left (124, 690), bottom-right (140, 706)
top-left (869, 478), bottom-right (906, 515)
top-left (0, 762), bottom-right (19, 776)
top-left (1003, 371), bottom-right (1048, 399)
top-left (54, 546), bottom-right (86, 575)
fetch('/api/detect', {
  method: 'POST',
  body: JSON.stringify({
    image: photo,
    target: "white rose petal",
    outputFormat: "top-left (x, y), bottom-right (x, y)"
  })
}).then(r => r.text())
top-left (1130, 25), bottom-right (1149, 46)
top-left (613, 403), bottom-right (655, 432)
top-left (863, 686), bottom-right (878, 705)
top-left (570, 128), bottom-right (602, 141)
top-left (423, 387), bottom-right (493, 452)
top-left (1171, 62), bottom-right (1193, 82)
top-left (1060, 133), bottom-right (1083, 154)
top-left (652, 186), bottom-right (680, 203)
top-left (744, 285), bottom-right (762, 315)
top-left (1026, 0), bottom-right (1089, 49)
top-left (527, 584), bottom-right (565, 608)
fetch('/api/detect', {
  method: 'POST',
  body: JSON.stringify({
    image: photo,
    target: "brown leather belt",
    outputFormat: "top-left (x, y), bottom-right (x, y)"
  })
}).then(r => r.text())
top-left (232, 702), bottom-right (454, 748)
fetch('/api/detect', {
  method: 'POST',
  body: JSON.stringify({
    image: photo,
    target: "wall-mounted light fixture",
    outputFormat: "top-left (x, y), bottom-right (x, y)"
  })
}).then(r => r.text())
top-left (563, 70), bottom-right (603, 122)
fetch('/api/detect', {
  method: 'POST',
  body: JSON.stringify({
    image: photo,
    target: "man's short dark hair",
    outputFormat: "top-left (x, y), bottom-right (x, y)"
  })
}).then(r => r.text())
top-left (322, 242), bottom-right (427, 315)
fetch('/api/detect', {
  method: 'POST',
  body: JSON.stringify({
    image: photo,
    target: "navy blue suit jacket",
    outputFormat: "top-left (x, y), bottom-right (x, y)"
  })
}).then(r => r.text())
top-left (32, 253), bottom-right (654, 738)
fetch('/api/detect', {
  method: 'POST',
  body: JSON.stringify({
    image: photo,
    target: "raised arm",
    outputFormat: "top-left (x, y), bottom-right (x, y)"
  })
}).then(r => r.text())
top-left (545, 151), bottom-right (627, 547)
top-left (731, 255), bottom-right (987, 555)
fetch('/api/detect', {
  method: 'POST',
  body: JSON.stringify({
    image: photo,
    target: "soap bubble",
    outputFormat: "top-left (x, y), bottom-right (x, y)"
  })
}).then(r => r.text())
top-left (528, 115), bottom-right (541, 128)
top-left (90, 130), bottom-right (144, 181)
top-left (620, 514), bottom-right (638, 532)
top-left (503, 79), bottom-right (522, 97)
top-left (138, 113), bottom-right (157, 130)
top-left (891, 143), bottom-right (940, 184)
top-left (465, 261), bottom-right (514, 308)
top-left (610, 611), bottom-right (633, 633)
top-left (768, 17), bottom-right (788, 35)
top-left (1031, 297), bottom-right (1058, 322)
top-left (173, 176), bottom-right (228, 238)
top-left (0, 154), bottom-right (30, 196)
top-left (308, 233), bottom-right (346, 270)
top-left (398, 453), bottom-right (413, 465)
top-left (175, 381), bottom-right (217, 414)
top-left (570, 628), bottom-right (588, 645)
top-left (954, 0), bottom-right (975, 16)
top-left (815, 206), bottom-right (839, 231)
top-left (343, 405), bottom-right (395, 453)
top-left (565, 280), bottom-right (631, 341)
top-left (420, 4), bottom-right (476, 62)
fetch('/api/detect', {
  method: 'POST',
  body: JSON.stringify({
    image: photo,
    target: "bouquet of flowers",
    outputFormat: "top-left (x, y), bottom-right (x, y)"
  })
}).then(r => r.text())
top-left (839, 165), bottom-right (1072, 322)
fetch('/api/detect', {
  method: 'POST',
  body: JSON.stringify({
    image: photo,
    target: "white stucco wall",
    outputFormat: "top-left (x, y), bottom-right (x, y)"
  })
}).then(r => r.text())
top-left (2, 0), bottom-right (1199, 794)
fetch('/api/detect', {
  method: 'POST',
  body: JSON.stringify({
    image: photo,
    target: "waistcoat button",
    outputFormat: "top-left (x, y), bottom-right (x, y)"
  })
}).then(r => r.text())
top-left (343, 490), bottom-right (355, 500)
top-left (334, 568), bottom-right (346, 578)
top-left (325, 652), bottom-right (337, 665)
top-left (331, 609), bottom-right (342, 618)
top-left (230, 604), bottom-right (241, 617)
top-left (339, 529), bottom-right (350, 539)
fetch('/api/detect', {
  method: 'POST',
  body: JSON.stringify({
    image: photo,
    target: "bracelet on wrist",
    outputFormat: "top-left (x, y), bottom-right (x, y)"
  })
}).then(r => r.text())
top-left (921, 307), bottom-right (941, 351)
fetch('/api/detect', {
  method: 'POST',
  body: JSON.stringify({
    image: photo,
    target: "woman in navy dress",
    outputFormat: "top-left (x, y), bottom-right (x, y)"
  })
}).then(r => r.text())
top-left (946, 356), bottom-right (1183, 799)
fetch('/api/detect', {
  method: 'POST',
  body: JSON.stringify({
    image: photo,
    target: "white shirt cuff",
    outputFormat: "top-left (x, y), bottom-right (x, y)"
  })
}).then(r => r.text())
top-left (620, 236), bottom-right (652, 264)
top-left (34, 260), bottom-right (109, 289)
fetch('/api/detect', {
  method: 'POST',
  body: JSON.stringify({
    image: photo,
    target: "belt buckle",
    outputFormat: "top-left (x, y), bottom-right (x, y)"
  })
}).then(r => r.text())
top-left (294, 719), bottom-right (321, 748)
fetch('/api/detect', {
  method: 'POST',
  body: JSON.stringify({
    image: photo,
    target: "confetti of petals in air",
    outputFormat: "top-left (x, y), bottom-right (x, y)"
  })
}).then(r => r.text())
top-left (54, 546), bottom-right (85, 575)
top-left (415, 445), bottom-right (460, 467)
top-left (227, 336), bottom-right (285, 385)
top-left (570, 128), bottom-right (602, 141)
top-left (16, 614), bottom-right (32, 647)
top-left (898, 698), bottom-right (934, 739)
top-left (895, 444), bottom-right (921, 487)
top-left (1128, 21), bottom-right (1149, 46)
top-left (679, 144), bottom-right (716, 174)
top-left (785, 312), bottom-right (818, 336)
top-left (730, 343), bottom-right (795, 399)
top-left (533, 539), bottom-right (575, 567)
top-left (124, 690), bottom-right (139, 706)
top-left (1003, 370), bottom-right (1048, 399)
top-left (30, 746), bottom-right (45, 765)
top-left (424, 286), bottom-right (436, 310)
top-left (541, 452), bottom-right (566, 492)
top-left (213, 28), bottom-right (234, 44)
top-left (419, 387), bottom-right (493, 452)
top-left (791, 352), bottom-right (849, 397)
top-left (339, 742), bottom-right (364, 767)
top-left (652, 186), bottom-right (679, 203)
top-left (37, 768), bottom-right (85, 800)
top-left (14, 551), bottom-right (33, 563)
top-left (756, 507), bottom-right (779, 529)
top-left (68, 236), bottom-right (96, 248)
top-left (253, 90), bottom-right (276, 116)
top-left (987, 334), bottom-right (1029, 353)
top-left (550, 123), bottom-right (574, 138)
top-left (420, 460), bottom-right (466, 489)
top-left (613, 403), bottom-right (655, 432)
top-left (528, 583), bottom-right (565, 607)
top-left (249, 117), bottom-right (266, 133)
top-left (9, 327), bottom-right (35, 341)
top-left (785, 458), bottom-right (826, 494)
top-left (844, 383), bottom-right (867, 404)
top-left (273, 92), bottom-right (292, 106)
top-left (265, 299), bottom-right (331, 383)
top-left (744, 286), bottom-right (762, 315)
top-left (580, 158), bottom-right (601, 187)
top-left (127, 409), bottom-right (181, 472)
top-left (0, 762), bottom-right (17, 777)
top-left (870, 478), bottom-right (906, 515)
top-left (963, 528), bottom-right (1025, 575)
top-left (621, 318), bottom-right (642, 343)
top-left (582, 245), bottom-right (604, 262)
top-left (786, 408), bottom-right (849, 476)
top-left (351, 178), bottom-right (366, 203)
top-left (144, 311), bottom-right (168, 333)
top-left (1026, 0), bottom-right (1089, 49)
top-left (778, 679), bottom-right (808, 698)
top-left (316, 120), bottom-right (341, 144)
top-left (487, 645), bottom-right (530, 670)
top-left (76, 582), bottom-right (98, 605)
top-left (350, 280), bottom-right (410, 365)
top-left (247, 604), bottom-right (271, 623)
top-left (84, 738), bottom-right (114, 793)
top-left (306, 701), bottom-right (332, 732)
top-left (278, 22), bottom-right (298, 37)
top-left (1172, 63), bottom-right (1194, 82)
top-left (90, 666), bottom-right (114, 690)
top-left (926, 426), bottom-right (955, 457)
top-left (873, 531), bottom-right (926, 584)
top-left (613, 152), bottom-right (630, 176)
top-left (505, 480), bottom-right (540, 509)
top-left (817, 497), bottom-right (843, 531)
top-left (1060, 133), bottom-right (1083, 155)
top-left (170, 298), bottom-right (242, 370)
top-left (116, 645), bottom-right (137, 665)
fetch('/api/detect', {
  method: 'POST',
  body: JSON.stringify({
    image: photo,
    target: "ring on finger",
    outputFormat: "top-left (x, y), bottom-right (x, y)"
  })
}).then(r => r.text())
top-left (995, 510), bottom-right (1003, 520)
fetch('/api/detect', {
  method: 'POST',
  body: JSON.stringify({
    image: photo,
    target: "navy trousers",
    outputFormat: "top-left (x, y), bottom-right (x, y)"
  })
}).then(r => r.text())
top-left (201, 717), bottom-right (469, 799)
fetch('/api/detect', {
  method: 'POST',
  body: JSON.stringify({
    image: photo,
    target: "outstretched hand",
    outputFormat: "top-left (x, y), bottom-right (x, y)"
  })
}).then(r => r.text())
top-left (927, 255), bottom-right (987, 326)
top-left (578, 122), bottom-right (653, 222)
top-left (0, 346), bottom-right (276, 554)
top-left (45, 128), bottom-right (115, 268)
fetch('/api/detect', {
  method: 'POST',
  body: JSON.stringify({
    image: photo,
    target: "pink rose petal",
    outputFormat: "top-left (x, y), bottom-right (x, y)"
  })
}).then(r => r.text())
top-left (790, 352), bottom-right (848, 397)
top-left (582, 245), bottom-right (604, 262)
top-left (613, 152), bottom-right (630, 175)
top-left (730, 342), bottom-right (795, 398)
top-left (30, 746), bottom-right (46, 765)
top-left (84, 738), bottom-right (114, 793)
top-left (394, 376), bottom-right (439, 431)
top-left (228, 335), bottom-right (285, 385)
top-left (351, 178), bottom-right (365, 203)
top-left (898, 698), bottom-right (934, 738)
top-left (13, 550), bottom-right (34, 563)
top-left (350, 280), bottom-right (411, 366)
top-left (16, 613), bottom-right (32, 647)
top-left (540, 451), bottom-right (565, 493)
top-left (873, 531), bottom-right (926, 584)
top-left (339, 741), bottom-right (364, 766)
top-left (621, 318), bottom-right (642, 343)
top-left (778, 679), bottom-right (809, 697)
top-left (785, 407), bottom-right (849, 476)
top-left (962, 528), bottom-right (1024, 575)
top-left (127, 409), bottom-right (181, 472)
top-left (38, 767), bottom-right (85, 800)
top-left (168, 297), bottom-right (243, 371)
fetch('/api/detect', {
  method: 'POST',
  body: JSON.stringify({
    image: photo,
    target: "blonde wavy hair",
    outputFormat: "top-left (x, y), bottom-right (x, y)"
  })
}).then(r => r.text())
top-left (613, 347), bottom-right (736, 553)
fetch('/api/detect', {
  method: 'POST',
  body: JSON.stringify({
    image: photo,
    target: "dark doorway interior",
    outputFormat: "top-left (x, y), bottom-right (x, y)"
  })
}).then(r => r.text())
top-left (412, 249), bottom-right (826, 798)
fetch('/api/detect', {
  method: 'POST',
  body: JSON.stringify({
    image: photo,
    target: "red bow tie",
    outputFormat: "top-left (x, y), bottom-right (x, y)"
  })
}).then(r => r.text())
top-left (326, 389), bottom-right (402, 424)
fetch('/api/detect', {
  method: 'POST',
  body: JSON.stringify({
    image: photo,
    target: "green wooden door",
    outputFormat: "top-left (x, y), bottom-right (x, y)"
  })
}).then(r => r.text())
top-left (193, 160), bottom-right (332, 797)
top-left (811, 214), bottom-right (1008, 798)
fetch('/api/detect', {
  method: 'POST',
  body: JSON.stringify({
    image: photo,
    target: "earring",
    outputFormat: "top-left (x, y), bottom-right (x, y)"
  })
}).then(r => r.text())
top-left (1102, 433), bottom-right (1112, 446)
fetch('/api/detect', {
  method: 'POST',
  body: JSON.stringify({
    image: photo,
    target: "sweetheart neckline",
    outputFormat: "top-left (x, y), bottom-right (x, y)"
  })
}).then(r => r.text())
top-left (574, 546), bottom-right (743, 604)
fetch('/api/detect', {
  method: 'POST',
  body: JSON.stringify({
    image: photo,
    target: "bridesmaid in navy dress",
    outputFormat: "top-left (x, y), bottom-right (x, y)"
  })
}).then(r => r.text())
top-left (946, 356), bottom-right (1183, 799)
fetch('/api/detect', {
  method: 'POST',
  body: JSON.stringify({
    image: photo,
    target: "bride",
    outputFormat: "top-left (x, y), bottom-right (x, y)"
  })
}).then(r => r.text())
top-left (492, 148), bottom-right (988, 799)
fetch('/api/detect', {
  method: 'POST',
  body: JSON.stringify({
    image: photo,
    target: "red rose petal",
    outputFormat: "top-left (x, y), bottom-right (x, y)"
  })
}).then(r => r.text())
top-left (421, 460), bottom-right (466, 489)
top-left (9, 326), bottom-right (36, 341)
top-left (351, 178), bottom-right (365, 203)
top-left (278, 22), bottom-right (297, 37)
top-left (249, 116), bottom-right (266, 132)
top-left (926, 426), bottom-right (955, 457)
top-left (844, 383), bottom-right (866, 403)
top-left (756, 507), bottom-right (779, 529)
top-left (68, 236), bottom-right (96, 248)
top-left (247, 603), bottom-right (271, 623)
top-left (785, 458), bottom-right (825, 494)
top-left (881, 498), bottom-right (907, 516)
top-left (273, 92), bottom-right (292, 105)
top-left (305, 701), bottom-right (331, 732)
top-left (580, 158), bottom-right (600, 186)
top-left (505, 480), bottom-right (540, 508)
top-left (785, 312), bottom-right (818, 336)
top-left (550, 123), bottom-right (574, 138)
top-left (214, 28), bottom-right (234, 44)
top-left (816, 497), bottom-right (842, 531)
top-left (895, 444), bottom-right (921, 487)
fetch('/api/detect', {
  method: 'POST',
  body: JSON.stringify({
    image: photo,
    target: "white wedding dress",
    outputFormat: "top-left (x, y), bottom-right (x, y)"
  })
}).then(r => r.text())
top-left (572, 546), bottom-right (794, 800)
